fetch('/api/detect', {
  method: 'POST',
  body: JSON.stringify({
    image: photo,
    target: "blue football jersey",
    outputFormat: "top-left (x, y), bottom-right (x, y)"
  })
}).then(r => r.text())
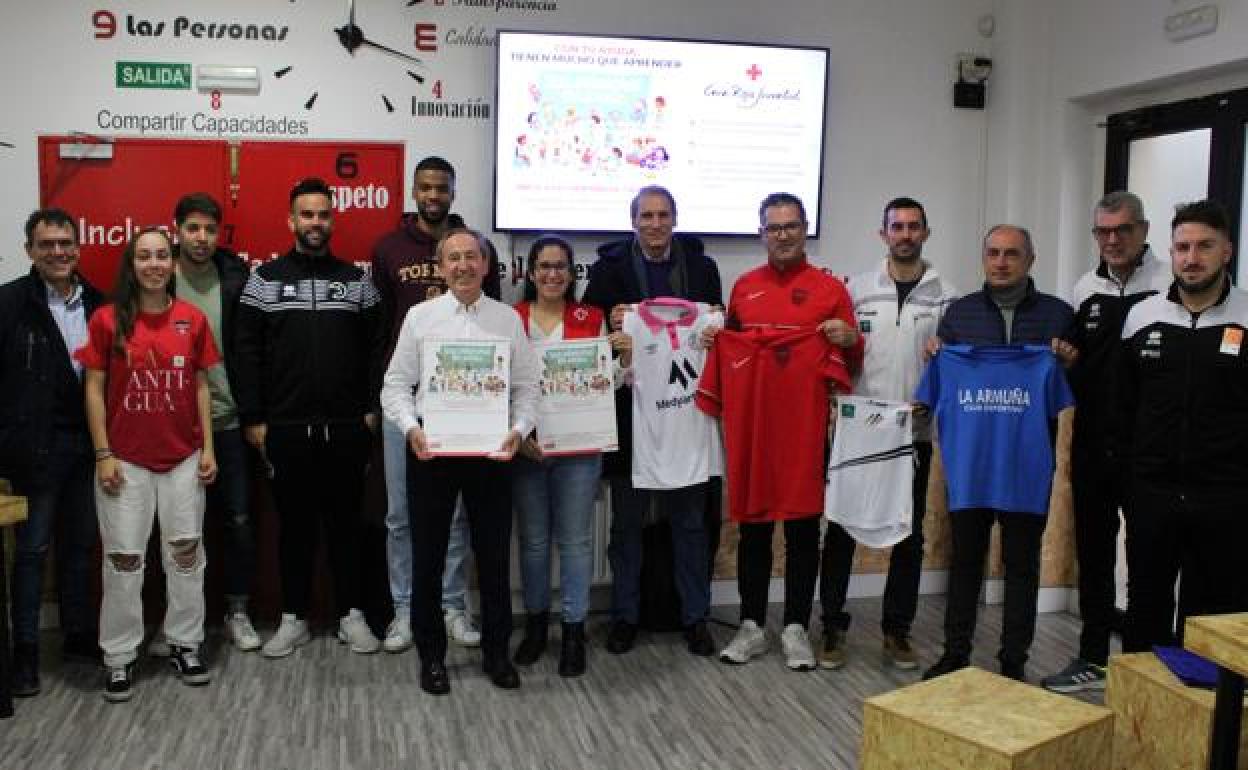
top-left (914, 345), bottom-right (1074, 514)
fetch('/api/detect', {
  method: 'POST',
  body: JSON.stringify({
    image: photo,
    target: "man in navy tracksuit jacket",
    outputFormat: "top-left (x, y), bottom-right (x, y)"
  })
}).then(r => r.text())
top-left (923, 224), bottom-right (1076, 683)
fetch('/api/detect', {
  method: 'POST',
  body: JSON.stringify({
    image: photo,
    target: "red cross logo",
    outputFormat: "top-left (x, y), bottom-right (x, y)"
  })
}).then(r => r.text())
top-left (746, 64), bottom-right (762, 80)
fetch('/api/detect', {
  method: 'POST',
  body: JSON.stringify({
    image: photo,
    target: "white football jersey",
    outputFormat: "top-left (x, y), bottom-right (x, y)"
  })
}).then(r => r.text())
top-left (623, 299), bottom-right (723, 490)
top-left (824, 396), bottom-right (914, 547)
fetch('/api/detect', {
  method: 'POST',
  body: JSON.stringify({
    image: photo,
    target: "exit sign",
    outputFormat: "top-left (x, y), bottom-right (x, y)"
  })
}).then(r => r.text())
top-left (115, 61), bottom-right (191, 89)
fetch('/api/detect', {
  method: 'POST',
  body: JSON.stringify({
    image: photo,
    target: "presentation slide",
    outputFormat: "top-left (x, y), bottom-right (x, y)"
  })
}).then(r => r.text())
top-left (494, 31), bottom-right (828, 236)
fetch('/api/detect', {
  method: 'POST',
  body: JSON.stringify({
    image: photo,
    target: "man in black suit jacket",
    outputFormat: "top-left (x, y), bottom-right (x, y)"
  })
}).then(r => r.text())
top-left (582, 186), bottom-right (723, 657)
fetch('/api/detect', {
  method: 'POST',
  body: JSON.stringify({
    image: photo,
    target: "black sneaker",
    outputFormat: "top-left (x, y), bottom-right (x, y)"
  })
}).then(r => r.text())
top-left (103, 662), bottom-right (137, 703)
top-left (169, 645), bottom-right (212, 686)
top-left (922, 653), bottom-right (969, 681)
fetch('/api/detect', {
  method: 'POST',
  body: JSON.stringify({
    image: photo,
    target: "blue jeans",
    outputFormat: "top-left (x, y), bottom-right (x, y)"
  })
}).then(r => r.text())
top-left (512, 453), bottom-right (602, 623)
top-left (12, 429), bottom-right (97, 644)
top-left (211, 428), bottom-right (255, 602)
top-left (383, 417), bottom-right (472, 614)
top-left (608, 477), bottom-right (710, 627)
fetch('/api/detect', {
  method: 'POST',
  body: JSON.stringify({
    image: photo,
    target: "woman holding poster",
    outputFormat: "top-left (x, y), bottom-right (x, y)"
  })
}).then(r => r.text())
top-left (77, 228), bottom-right (219, 703)
top-left (511, 235), bottom-right (612, 677)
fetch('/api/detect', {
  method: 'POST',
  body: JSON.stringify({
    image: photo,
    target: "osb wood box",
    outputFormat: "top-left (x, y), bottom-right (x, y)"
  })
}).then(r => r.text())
top-left (1108, 652), bottom-right (1248, 770)
top-left (1186, 613), bottom-right (1248, 678)
top-left (861, 667), bottom-right (1112, 770)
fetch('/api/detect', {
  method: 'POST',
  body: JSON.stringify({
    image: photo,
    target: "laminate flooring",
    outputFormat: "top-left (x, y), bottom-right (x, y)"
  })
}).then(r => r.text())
top-left (1, 598), bottom-right (1102, 770)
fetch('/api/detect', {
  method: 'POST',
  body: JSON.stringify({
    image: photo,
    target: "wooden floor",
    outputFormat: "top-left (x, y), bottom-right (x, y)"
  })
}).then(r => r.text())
top-left (1, 598), bottom-right (1103, 770)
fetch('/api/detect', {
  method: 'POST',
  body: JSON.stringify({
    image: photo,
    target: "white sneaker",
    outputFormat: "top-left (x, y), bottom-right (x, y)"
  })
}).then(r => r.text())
top-left (225, 612), bottom-right (262, 652)
top-left (146, 635), bottom-right (171, 658)
top-left (445, 608), bottom-right (481, 647)
top-left (262, 613), bottom-right (310, 659)
top-left (337, 609), bottom-right (381, 654)
top-left (781, 623), bottom-right (817, 672)
top-left (719, 620), bottom-right (768, 664)
top-left (383, 613), bottom-right (414, 654)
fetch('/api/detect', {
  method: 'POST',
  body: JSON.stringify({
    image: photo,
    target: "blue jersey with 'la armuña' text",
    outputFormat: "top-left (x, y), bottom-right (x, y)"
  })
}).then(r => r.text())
top-left (914, 345), bottom-right (1073, 514)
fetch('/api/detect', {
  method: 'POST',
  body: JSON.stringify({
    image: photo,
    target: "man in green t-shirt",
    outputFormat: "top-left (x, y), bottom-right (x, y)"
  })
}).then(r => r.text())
top-left (166, 193), bottom-right (260, 653)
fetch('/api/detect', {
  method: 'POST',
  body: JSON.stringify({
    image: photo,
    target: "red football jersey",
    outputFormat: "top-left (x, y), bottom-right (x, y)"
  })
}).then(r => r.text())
top-left (726, 259), bottom-right (864, 374)
top-left (696, 328), bottom-right (850, 522)
top-left (76, 300), bottom-right (220, 472)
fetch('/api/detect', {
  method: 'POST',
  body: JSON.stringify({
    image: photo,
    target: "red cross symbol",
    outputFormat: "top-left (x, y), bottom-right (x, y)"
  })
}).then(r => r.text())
top-left (745, 64), bottom-right (762, 80)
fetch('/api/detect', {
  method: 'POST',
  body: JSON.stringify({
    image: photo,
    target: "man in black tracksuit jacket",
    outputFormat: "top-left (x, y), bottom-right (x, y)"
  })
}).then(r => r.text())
top-left (0, 209), bottom-right (104, 695)
top-left (1041, 191), bottom-right (1170, 693)
top-left (234, 178), bottom-right (386, 657)
top-left (1116, 200), bottom-right (1248, 653)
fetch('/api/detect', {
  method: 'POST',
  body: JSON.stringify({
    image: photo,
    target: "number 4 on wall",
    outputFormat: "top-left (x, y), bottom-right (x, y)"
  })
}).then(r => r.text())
top-left (431, 80), bottom-right (443, 99)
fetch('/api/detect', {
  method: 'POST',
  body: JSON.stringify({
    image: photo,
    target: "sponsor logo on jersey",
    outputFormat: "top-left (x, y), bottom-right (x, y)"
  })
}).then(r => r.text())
top-left (1141, 328), bottom-right (1162, 359)
top-left (174, 319), bottom-right (191, 334)
top-left (668, 358), bottom-right (699, 389)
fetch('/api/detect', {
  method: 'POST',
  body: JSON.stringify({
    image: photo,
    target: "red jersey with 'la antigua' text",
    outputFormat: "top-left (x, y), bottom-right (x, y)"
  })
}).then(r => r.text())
top-left (696, 327), bottom-right (850, 522)
top-left (76, 300), bottom-right (219, 472)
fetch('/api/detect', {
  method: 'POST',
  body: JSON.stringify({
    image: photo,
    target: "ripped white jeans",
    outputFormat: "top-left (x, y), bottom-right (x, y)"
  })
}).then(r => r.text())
top-left (97, 451), bottom-right (206, 667)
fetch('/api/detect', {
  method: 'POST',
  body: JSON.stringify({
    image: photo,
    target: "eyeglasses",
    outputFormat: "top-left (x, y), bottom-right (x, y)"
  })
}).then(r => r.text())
top-left (763, 221), bottom-right (806, 236)
top-left (534, 262), bottom-right (570, 273)
top-left (1092, 223), bottom-right (1139, 240)
top-left (32, 237), bottom-right (78, 253)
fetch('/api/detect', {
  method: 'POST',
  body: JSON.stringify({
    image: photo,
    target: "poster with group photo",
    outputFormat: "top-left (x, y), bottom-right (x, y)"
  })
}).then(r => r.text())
top-left (535, 337), bottom-right (618, 455)
top-left (421, 337), bottom-right (511, 456)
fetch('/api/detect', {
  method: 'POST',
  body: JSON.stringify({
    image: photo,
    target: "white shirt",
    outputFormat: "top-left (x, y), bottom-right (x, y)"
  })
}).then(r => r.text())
top-left (382, 290), bottom-right (540, 440)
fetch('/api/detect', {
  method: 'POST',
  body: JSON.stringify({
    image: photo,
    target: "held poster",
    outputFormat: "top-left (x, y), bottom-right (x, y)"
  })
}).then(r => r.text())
top-left (421, 337), bottom-right (510, 456)
top-left (535, 337), bottom-right (618, 454)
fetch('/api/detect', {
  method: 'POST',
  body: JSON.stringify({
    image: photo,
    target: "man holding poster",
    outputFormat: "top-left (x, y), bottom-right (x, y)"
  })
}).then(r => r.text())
top-left (380, 229), bottom-right (539, 695)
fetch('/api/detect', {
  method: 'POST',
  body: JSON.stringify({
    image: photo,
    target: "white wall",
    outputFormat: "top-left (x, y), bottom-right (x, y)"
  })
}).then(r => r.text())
top-left (0, 0), bottom-right (994, 296)
top-left (990, 0), bottom-right (1248, 299)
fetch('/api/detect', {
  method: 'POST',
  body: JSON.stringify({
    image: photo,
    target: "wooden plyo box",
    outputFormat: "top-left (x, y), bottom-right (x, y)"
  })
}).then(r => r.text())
top-left (861, 667), bottom-right (1112, 770)
top-left (1107, 652), bottom-right (1248, 770)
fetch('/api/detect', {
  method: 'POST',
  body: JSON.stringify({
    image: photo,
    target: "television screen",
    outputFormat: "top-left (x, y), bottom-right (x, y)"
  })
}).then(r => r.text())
top-left (494, 31), bottom-right (829, 236)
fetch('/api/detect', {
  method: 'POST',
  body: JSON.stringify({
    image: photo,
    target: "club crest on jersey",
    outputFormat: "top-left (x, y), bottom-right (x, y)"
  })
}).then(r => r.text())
top-left (773, 345), bottom-right (791, 366)
top-left (572, 306), bottom-right (589, 322)
top-left (791, 288), bottom-right (809, 306)
top-left (327, 281), bottom-right (348, 300)
top-left (1220, 327), bottom-right (1243, 356)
